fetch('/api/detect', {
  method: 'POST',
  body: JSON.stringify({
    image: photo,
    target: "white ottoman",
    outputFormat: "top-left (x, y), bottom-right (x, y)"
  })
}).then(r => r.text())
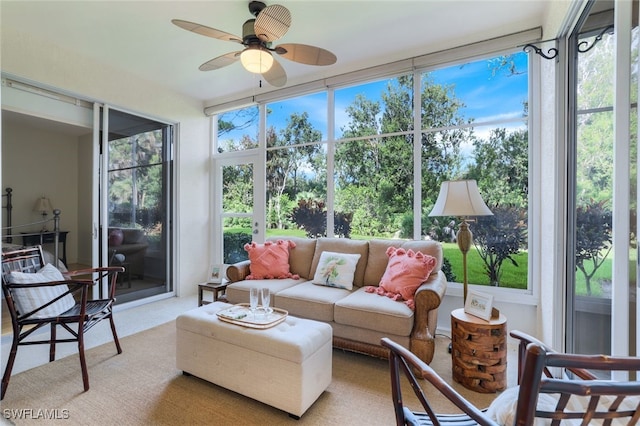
top-left (176, 302), bottom-right (333, 418)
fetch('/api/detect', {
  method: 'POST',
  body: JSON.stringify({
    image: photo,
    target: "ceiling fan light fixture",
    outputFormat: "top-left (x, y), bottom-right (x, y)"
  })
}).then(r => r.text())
top-left (240, 46), bottom-right (273, 73)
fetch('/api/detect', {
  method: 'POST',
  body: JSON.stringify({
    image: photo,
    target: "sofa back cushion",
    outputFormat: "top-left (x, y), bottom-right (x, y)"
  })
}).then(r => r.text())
top-left (365, 239), bottom-right (443, 286)
top-left (122, 228), bottom-right (147, 244)
top-left (365, 239), bottom-right (404, 286)
top-left (310, 238), bottom-right (369, 288)
top-left (267, 236), bottom-right (317, 280)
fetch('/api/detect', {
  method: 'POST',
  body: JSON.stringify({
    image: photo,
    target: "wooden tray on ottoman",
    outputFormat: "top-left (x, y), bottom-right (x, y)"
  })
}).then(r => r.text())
top-left (216, 303), bottom-right (288, 329)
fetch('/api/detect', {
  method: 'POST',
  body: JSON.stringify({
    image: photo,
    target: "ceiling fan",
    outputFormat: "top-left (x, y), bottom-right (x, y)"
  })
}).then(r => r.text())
top-left (172, 1), bottom-right (337, 87)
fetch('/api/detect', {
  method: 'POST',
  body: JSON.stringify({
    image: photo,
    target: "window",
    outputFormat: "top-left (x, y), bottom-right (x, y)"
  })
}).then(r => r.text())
top-left (216, 106), bottom-right (259, 153)
top-left (216, 49), bottom-right (530, 292)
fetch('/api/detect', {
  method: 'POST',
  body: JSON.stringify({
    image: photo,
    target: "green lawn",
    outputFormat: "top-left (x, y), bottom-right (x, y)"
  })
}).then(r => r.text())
top-left (442, 243), bottom-right (528, 289)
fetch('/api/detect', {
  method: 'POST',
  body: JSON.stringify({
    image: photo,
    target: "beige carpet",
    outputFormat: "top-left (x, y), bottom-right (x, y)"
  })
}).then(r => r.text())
top-left (1, 322), bottom-right (509, 425)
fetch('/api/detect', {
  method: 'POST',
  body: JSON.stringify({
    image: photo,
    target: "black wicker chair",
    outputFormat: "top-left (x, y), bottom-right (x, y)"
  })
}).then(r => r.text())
top-left (1, 246), bottom-right (124, 400)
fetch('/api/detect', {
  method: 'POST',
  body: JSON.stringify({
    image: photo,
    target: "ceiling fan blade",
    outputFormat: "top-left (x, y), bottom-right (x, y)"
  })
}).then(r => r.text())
top-left (262, 59), bottom-right (287, 87)
top-left (254, 4), bottom-right (291, 42)
top-left (275, 43), bottom-right (337, 66)
top-left (199, 51), bottom-right (241, 71)
top-left (172, 19), bottom-right (242, 43)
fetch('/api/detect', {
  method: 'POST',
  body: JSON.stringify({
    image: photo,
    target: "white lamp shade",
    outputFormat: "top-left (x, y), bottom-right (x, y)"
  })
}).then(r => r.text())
top-left (429, 180), bottom-right (493, 217)
top-left (33, 197), bottom-right (53, 213)
top-left (240, 47), bottom-right (274, 73)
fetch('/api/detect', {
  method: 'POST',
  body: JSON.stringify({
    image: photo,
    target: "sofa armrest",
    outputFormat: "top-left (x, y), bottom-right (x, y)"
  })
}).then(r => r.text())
top-left (410, 271), bottom-right (447, 364)
top-left (226, 260), bottom-right (251, 283)
top-left (414, 271), bottom-right (447, 313)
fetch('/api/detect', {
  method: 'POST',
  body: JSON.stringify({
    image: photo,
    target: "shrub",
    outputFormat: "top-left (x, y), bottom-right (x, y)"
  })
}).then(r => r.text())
top-left (472, 205), bottom-right (527, 286)
top-left (291, 199), bottom-right (352, 238)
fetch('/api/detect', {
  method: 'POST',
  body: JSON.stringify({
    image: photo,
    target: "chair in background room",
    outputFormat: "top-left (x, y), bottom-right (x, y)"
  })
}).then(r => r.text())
top-left (381, 331), bottom-right (640, 426)
top-left (1, 246), bottom-right (124, 400)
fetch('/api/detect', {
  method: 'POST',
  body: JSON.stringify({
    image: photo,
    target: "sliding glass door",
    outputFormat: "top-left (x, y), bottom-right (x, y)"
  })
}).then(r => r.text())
top-left (566, 0), bottom-right (638, 362)
top-left (95, 106), bottom-right (174, 303)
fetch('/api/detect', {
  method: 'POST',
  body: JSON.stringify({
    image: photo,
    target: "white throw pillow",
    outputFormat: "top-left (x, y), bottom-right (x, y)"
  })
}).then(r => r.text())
top-left (486, 385), bottom-right (640, 426)
top-left (312, 251), bottom-right (360, 290)
top-left (9, 263), bottom-right (75, 319)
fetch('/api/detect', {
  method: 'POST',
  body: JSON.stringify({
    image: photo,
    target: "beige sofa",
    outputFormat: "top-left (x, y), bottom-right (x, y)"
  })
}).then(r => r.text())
top-left (225, 237), bottom-right (447, 364)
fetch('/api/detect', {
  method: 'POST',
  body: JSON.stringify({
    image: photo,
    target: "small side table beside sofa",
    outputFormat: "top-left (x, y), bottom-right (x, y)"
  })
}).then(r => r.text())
top-left (450, 307), bottom-right (507, 393)
top-left (197, 282), bottom-right (228, 306)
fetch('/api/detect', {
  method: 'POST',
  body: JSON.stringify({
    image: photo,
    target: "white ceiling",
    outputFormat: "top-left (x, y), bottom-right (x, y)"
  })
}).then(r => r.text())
top-left (1, 0), bottom-right (552, 106)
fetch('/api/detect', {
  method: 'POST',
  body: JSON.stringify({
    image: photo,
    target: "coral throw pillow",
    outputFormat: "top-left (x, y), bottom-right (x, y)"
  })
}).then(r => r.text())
top-left (244, 240), bottom-right (298, 280)
top-left (365, 247), bottom-right (436, 310)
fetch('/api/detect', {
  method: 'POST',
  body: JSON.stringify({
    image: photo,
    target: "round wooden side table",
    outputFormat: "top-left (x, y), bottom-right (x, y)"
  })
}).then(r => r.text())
top-left (450, 308), bottom-right (507, 393)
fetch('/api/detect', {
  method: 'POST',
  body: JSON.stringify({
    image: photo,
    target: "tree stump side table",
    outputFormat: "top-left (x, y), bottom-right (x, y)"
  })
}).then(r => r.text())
top-left (451, 308), bottom-right (507, 393)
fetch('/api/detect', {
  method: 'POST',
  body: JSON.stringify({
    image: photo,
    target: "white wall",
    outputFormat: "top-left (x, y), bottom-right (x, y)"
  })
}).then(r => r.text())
top-left (1, 27), bottom-right (211, 298)
top-left (1, 121), bottom-right (81, 262)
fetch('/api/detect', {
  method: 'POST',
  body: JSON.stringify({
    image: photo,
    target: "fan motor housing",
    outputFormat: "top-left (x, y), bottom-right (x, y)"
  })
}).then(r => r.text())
top-left (242, 19), bottom-right (267, 46)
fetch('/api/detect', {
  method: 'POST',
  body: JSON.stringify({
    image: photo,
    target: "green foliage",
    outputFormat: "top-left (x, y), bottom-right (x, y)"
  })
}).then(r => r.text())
top-left (291, 199), bottom-right (352, 238)
top-left (223, 231), bottom-right (252, 264)
top-left (468, 128), bottom-right (528, 208)
top-left (266, 193), bottom-right (296, 229)
top-left (575, 199), bottom-right (612, 296)
top-left (108, 129), bottom-right (166, 247)
top-left (441, 257), bottom-right (456, 282)
top-left (472, 205), bottom-right (528, 286)
top-left (426, 217), bottom-right (457, 243)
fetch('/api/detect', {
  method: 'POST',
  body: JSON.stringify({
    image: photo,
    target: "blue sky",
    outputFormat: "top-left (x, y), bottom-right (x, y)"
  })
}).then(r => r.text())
top-left (220, 51), bottom-right (528, 146)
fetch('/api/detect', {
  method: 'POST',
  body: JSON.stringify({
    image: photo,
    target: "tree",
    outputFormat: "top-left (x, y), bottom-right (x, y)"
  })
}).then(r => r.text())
top-left (575, 200), bottom-right (612, 296)
top-left (467, 127), bottom-right (528, 208)
top-left (266, 112), bottom-right (324, 229)
top-left (334, 75), bottom-right (468, 236)
top-left (472, 205), bottom-right (527, 286)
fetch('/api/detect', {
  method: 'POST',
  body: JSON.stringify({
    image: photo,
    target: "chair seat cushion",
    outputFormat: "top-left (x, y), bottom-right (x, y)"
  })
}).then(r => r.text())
top-left (8, 263), bottom-right (75, 319)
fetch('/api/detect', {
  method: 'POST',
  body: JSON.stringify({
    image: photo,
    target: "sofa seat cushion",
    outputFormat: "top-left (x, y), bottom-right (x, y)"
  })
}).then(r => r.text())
top-left (275, 281), bottom-right (351, 322)
top-left (225, 278), bottom-right (307, 305)
top-left (334, 287), bottom-right (414, 336)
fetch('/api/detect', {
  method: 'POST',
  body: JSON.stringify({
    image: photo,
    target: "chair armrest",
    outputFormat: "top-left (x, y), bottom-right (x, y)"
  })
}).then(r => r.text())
top-left (381, 337), bottom-right (497, 426)
top-left (66, 266), bottom-right (125, 276)
top-left (509, 330), bottom-right (598, 382)
top-left (65, 266), bottom-right (125, 300)
top-left (226, 260), bottom-right (251, 283)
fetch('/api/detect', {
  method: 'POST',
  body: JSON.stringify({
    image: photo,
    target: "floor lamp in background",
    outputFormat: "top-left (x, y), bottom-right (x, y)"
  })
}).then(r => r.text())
top-left (429, 180), bottom-right (492, 304)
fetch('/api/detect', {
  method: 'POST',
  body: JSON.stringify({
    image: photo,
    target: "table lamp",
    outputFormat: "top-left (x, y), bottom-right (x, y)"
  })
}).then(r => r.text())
top-left (429, 180), bottom-right (492, 303)
top-left (33, 197), bottom-right (53, 232)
